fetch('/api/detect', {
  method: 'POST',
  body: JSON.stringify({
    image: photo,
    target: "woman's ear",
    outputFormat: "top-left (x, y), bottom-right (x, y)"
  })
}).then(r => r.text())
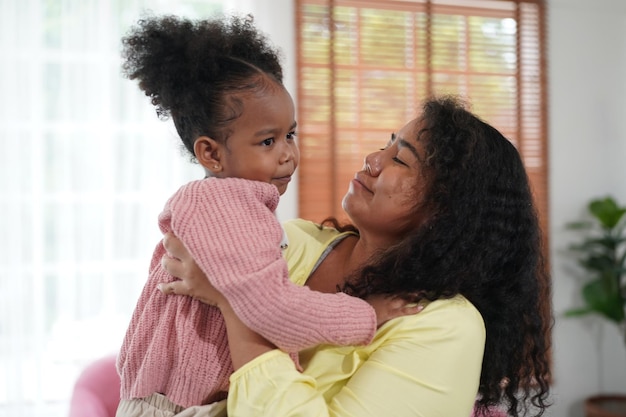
top-left (194, 136), bottom-right (223, 174)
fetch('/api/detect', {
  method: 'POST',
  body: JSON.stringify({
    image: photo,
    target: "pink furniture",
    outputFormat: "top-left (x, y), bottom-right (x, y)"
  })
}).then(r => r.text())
top-left (68, 355), bottom-right (121, 417)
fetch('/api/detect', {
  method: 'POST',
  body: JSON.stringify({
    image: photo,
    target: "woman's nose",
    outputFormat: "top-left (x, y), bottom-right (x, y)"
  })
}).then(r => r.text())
top-left (364, 151), bottom-right (381, 176)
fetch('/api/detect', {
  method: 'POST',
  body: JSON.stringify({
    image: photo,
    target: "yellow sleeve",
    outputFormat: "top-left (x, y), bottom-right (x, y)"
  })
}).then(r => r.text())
top-left (227, 297), bottom-right (485, 417)
top-left (227, 350), bottom-right (329, 417)
top-left (325, 298), bottom-right (484, 417)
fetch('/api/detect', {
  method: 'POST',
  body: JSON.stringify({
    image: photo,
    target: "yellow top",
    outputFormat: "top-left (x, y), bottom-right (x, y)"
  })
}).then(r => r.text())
top-left (227, 219), bottom-right (486, 417)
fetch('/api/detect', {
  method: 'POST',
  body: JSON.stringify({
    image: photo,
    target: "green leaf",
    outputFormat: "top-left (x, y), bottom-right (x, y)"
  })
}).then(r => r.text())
top-left (580, 254), bottom-right (619, 273)
top-left (582, 279), bottom-right (625, 323)
top-left (589, 197), bottom-right (626, 229)
top-left (564, 307), bottom-right (593, 317)
top-left (566, 220), bottom-right (593, 230)
top-left (566, 195), bottom-right (626, 326)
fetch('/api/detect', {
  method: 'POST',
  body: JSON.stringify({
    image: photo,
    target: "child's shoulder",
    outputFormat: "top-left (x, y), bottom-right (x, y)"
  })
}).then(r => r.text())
top-left (181, 177), bottom-right (276, 192)
top-left (167, 178), bottom-right (280, 212)
top-left (175, 178), bottom-right (279, 200)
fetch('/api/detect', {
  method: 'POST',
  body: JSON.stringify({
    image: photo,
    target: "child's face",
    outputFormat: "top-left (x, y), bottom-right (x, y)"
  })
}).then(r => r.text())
top-left (217, 85), bottom-right (299, 196)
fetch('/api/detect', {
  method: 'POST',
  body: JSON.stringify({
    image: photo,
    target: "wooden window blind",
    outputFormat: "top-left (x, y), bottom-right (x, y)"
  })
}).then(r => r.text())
top-left (294, 0), bottom-right (549, 241)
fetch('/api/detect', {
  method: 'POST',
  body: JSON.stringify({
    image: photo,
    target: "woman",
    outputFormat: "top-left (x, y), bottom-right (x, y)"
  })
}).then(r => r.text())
top-left (160, 96), bottom-right (552, 417)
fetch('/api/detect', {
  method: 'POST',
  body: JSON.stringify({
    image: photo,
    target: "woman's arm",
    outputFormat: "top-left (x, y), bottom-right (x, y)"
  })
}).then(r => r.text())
top-left (159, 234), bottom-right (276, 370)
top-left (224, 298), bottom-right (485, 417)
top-left (159, 234), bottom-right (483, 417)
top-left (220, 301), bottom-right (277, 370)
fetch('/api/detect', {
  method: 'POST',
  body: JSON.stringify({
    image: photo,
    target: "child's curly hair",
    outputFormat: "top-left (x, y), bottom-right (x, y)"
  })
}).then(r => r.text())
top-left (121, 14), bottom-right (284, 159)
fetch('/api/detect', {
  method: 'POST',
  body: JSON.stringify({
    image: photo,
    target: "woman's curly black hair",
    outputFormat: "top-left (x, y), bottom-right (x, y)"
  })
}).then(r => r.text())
top-left (121, 14), bottom-right (284, 159)
top-left (342, 96), bottom-right (552, 417)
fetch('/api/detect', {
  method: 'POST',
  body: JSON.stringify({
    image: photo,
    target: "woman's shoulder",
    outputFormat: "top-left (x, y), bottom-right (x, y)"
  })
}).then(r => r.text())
top-left (377, 295), bottom-right (485, 345)
top-left (282, 218), bottom-right (357, 251)
top-left (281, 219), bottom-right (353, 286)
top-left (283, 218), bottom-right (337, 238)
top-left (425, 295), bottom-right (484, 325)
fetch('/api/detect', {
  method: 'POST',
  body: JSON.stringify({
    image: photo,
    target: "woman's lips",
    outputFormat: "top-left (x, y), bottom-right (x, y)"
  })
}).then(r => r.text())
top-left (352, 174), bottom-right (373, 193)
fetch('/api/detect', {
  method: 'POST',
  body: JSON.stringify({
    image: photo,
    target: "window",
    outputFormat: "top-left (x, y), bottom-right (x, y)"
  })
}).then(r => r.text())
top-left (295, 0), bottom-right (548, 241)
top-left (295, 0), bottom-right (552, 381)
top-left (0, 1), bottom-right (224, 416)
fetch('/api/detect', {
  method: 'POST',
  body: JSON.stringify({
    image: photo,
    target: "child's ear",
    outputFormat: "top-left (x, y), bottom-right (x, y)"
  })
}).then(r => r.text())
top-left (194, 136), bottom-right (223, 174)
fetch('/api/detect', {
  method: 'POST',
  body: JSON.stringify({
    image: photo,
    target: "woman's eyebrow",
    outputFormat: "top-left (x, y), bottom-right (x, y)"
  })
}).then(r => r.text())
top-left (398, 137), bottom-right (420, 159)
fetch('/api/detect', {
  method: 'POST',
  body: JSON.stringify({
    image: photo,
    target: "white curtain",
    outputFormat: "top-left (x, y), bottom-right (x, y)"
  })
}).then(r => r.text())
top-left (0, 1), bottom-right (237, 416)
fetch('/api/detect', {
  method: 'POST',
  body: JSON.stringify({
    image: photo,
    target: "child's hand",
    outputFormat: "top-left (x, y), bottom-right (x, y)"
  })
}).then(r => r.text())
top-left (366, 295), bottom-right (425, 328)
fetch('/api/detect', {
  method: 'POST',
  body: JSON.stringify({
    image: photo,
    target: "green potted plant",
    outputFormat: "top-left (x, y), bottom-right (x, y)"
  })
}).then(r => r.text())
top-left (565, 196), bottom-right (626, 417)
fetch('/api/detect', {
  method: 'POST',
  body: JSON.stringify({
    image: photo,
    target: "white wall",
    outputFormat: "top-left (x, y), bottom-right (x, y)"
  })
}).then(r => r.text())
top-left (246, 1), bottom-right (626, 415)
top-left (548, 0), bottom-right (626, 415)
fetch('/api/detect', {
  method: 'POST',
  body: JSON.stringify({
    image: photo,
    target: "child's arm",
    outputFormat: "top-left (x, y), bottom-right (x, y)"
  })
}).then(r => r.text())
top-left (161, 178), bottom-right (376, 351)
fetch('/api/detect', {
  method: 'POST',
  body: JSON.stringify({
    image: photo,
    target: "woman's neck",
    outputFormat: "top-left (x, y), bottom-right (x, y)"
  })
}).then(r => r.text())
top-left (305, 233), bottom-right (380, 294)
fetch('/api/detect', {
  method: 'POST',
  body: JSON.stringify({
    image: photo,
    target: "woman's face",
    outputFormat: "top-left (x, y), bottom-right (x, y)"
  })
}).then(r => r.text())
top-left (342, 117), bottom-right (427, 242)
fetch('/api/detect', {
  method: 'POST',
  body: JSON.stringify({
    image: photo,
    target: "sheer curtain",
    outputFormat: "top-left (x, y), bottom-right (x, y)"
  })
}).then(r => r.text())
top-left (0, 1), bottom-right (278, 416)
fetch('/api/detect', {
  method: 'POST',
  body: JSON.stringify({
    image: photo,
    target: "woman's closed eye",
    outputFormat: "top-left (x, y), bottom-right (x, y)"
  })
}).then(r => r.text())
top-left (392, 155), bottom-right (408, 166)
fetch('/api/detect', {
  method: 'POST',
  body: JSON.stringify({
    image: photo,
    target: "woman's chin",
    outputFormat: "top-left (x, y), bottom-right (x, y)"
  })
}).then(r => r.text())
top-left (341, 195), bottom-right (351, 214)
top-left (341, 197), bottom-right (360, 224)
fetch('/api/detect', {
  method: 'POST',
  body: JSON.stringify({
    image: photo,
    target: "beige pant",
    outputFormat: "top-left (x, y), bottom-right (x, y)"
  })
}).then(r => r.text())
top-left (116, 393), bottom-right (227, 417)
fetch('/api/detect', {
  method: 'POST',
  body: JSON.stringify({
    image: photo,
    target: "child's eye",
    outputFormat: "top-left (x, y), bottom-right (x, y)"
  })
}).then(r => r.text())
top-left (261, 138), bottom-right (275, 146)
top-left (287, 131), bottom-right (297, 140)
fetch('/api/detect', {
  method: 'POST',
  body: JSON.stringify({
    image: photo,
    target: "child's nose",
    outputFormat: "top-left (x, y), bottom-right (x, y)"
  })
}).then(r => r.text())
top-left (279, 142), bottom-right (296, 163)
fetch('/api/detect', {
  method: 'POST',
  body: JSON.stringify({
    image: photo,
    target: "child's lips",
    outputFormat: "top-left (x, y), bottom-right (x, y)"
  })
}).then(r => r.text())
top-left (274, 175), bottom-right (292, 184)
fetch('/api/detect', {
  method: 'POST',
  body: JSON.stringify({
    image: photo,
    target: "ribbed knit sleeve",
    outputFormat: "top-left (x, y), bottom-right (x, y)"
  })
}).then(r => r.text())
top-left (161, 178), bottom-right (376, 352)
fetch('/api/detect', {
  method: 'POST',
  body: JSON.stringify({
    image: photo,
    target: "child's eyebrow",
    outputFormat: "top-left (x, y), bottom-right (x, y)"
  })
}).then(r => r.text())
top-left (254, 121), bottom-right (298, 137)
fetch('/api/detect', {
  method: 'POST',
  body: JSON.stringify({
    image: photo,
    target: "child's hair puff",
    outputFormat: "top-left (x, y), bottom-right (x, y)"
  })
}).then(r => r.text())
top-left (122, 13), bottom-right (284, 158)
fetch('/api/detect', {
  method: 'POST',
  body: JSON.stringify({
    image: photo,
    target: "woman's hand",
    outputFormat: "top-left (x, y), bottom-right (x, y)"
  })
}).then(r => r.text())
top-left (159, 232), bottom-right (276, 369)
top-left (367, 295), bottom-right (425, 328)
top-left (158, 232), bottom-right (227, 308)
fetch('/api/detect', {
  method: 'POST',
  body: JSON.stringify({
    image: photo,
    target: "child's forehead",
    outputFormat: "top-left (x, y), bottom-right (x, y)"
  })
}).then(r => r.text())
top-left (226, 87), bottom-right (295, 131)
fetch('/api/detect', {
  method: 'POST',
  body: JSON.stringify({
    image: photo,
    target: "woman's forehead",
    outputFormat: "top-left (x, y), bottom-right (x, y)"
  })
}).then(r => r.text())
top-left (396, 118), bottom-right (422, 142)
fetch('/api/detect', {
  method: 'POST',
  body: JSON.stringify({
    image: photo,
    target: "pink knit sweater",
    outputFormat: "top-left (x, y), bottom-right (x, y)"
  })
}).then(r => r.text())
top-left (117, 178), bottom-right (376, 408)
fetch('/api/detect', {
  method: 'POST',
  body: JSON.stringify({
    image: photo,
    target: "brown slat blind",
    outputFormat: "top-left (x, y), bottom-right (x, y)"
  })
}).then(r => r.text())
top-left (295, 0), bottom-right (549, 241)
